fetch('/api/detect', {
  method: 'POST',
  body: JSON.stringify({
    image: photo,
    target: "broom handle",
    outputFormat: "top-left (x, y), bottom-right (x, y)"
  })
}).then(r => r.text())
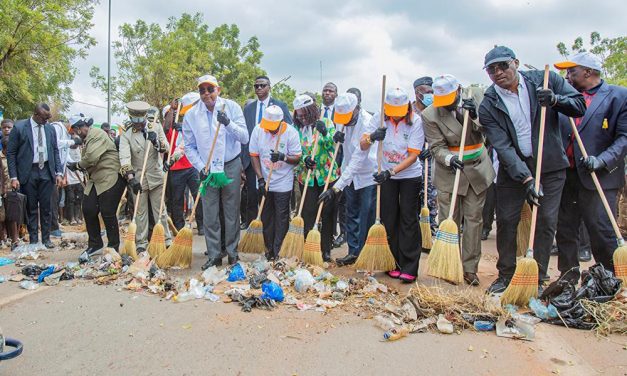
top-left (157, 101), bottom-right (183, 217)
top-left (447, 110), bottom-right (470, 218)
top-left (376, 75), bottom-right (387, 221)
top-left (296, 132), bottom-right (320, 217)
top-left (116, 187), bottom-right (128, 215)
top-left (423, 142), bottom-right (429, 209)
top-left (527, 65), bottom-right (550, 251)
top-left (313, 124), bottom-right (344, 223)
top-left (132, 123), bottom-right (158, 220)
top-left (256, 123), bottom-right (285, 219)
top-left (69, 170), bottom-right (86, 189)
top-left (568, 117), bottom-right (624, 243)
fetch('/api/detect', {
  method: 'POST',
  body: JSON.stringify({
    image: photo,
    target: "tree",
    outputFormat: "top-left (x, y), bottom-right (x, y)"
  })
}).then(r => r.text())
top-left (272, 82), bottom-right (296, 111)
top-left (0, 0), bottom-right (96, 118)
top-left (557, 32), bottom-right (627, 86)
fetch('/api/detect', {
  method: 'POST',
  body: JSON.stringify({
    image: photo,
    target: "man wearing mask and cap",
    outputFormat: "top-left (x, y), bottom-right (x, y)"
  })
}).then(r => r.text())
top-left (67, 115), bottom-right (125, 262)
top-left (553, 52), bottom-right (627, 281)
top-left (119, 100), bottom-right (172, 254)
top-left (479, 46), bottom-right (586, 293)
top-left (421, 75), bottom-right (494, 286)
top-left (183, 74), bottom-right (249, 269)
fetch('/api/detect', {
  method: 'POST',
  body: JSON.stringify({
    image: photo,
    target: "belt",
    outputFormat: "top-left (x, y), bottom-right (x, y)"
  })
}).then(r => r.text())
top-left (32, 161), bottom-right (48, 167)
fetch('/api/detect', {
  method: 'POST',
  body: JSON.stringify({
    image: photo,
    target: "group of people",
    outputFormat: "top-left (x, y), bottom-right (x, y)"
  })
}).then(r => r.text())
top-left (2, 45), bottom-right (624, 291)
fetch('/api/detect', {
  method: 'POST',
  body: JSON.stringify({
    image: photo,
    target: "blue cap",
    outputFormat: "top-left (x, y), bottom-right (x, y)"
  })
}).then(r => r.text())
top-left (484, 46), bottom-right (516, 69)
top-left (413, 76), bottom-right (433, 88)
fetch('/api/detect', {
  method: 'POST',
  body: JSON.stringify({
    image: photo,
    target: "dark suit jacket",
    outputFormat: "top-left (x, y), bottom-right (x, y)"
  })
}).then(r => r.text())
top-left (7, 118), bottom-right (62, 184)
top-left (241, 97), bottom-right (292, 169)
top-left (479, 70), bottom-right (586, 185)
top-left (559, 81), bottom-right (627, 190)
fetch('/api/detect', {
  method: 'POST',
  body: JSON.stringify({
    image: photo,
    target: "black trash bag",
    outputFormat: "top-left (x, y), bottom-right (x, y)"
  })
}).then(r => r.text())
top-left (249, 273), bottom-right (268, 289)
top-left (577, 264), bottom-right (622, 303)
top-left (21, 265), bottom-right (44, 278)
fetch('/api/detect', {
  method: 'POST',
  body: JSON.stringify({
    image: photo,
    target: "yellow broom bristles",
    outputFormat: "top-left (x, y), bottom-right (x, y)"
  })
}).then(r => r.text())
top-left (517, 203), bottom-right (532, 257)
top-left (147, 223), bottom-right (166, 259)
top-left (279, 216), bottom-right (304, 259)
top-left (122, 222), bottom-right (138, 260)
top-left (420, 207), bottom-right (432, 250)
top-left (500, 256), bottom-right (538, 307)
top-left (427, 218), bottom-right (463, 284)
top-left (613, 243), bottom-right (627, 284)
top-left (164, 227), bottom-right (193, 269)
top-left (355, 222), bottom-right (396, 271)
top-left (303, 227), bottom-right (324, 266)
top-left (238, 219), bottom-right (266, 254)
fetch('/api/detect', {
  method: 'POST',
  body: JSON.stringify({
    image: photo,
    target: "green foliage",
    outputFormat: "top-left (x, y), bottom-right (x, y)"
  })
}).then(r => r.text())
top-left (272, 82), bottom-right (296, 111)
top-left (0, 0), bottom-right (96, 119)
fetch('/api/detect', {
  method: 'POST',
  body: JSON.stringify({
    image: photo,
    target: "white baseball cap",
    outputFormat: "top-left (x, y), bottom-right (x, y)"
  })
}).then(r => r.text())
top-left (333, 93), bottom-right (358, 125)
top-left (433, 74), bottom-right (460, 107)
top-left (554, 51), bottom-right (603, 71)
top-left (260, 105), bottom-right (284, 132)
top-left (293, 94), bottom-right (315, 110)
top-left (180, 91), bottom-right (201, 115)
top-left (383, 88), bottom-right (410, 117)
top-left (197, 74), bottom-right (219, 88)
top-left (161, 104), bottom-right (171, 118)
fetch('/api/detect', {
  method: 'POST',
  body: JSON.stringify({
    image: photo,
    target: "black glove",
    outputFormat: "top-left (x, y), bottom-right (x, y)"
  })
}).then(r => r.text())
top-left (147, 131), bottom-right (158, 146)
top-left (461, 98), bottom-right (478, 120)
top-left (270, 150), bottom-right (285, 163)
top-left (128, 177), bottom-right (142, 194)
top-left (314, 120), bottom-right (327, 136)
top-left (449, 156), bottom-right (464, 171)
top-left (173, 122), bottom-right (183, 132)
top-left (369, 127), bottom-right (387, 142)
top-left (373, 170), bottom-right (392, 184)
top-left (317, 188), bottom-right (338, 205)
top-left (419, 148), bottom-right (431, 161)
top-left (257, 178), bottom-right (266, 197)
top-left (163, 160), bottom-right (171, 172)
top-left (66, 162), bottom-right (79, 172)
top-left (199, 170), bottom-right (208, 182)
top-left (582, 156), bottom-right (606, 172)
top-left (333, 131), bottom-right (345, 144)
top-left (217, 111), bottom-right (230, 126)
top-left (524, 178), bottom-right (543, 207)
top-left (304, 156), bottom-right (316, 170)
top-left (536, 87), bottom-right (557, 107)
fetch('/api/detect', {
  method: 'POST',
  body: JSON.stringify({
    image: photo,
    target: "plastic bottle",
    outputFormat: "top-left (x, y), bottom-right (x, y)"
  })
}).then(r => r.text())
top-left (383, 327), bottom-right (409, 341)
top-left (374, 315), bottom-right (396, 331)
top-left (473, 321), bottom-right (495, 331)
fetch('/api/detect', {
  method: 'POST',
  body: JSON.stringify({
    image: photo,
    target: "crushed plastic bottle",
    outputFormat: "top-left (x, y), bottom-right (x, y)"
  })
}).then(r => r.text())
top-left (383, 327), bottom-right (409, 341)
top-left (374, 315), bottom-right (396, 331)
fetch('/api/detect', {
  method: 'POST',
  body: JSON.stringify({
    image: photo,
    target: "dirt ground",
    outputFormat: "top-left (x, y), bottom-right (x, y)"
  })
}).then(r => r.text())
top-left (0, 229), bottom-right (625, 375)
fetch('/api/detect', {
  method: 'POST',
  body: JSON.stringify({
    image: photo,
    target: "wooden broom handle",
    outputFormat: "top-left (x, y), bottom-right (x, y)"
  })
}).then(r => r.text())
top-left (157, 101), bottom-right (183, 216)
top-left (256, 122), bottom-right (285, 219)
top-left (296, 133), bottom-right (320, 217)
top-left (313, 124), bottom-right (344, 223)
top-left (568, 117), bottom-right (624, 243)
top-left (423, 142), bottom-right (429, 209)
top-left (116, 187), bottom-right (128, 215)
top-left (132, 118), bottom-right (158, 220)
top-left (527, 65), bottom-right (550, 251)
top-left (447, 110), bottom-right (470, 219)
top-left (375, 75), bottom-right (387, 220)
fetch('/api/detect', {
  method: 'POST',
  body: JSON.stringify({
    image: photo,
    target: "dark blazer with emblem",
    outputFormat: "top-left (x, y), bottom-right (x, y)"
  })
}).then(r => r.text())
top-left (7, 118), bottom-right (62, 184)
top-left (559, 81), bottom-right (627, 191)
top-left (241, 97), bottom-right (292, 169)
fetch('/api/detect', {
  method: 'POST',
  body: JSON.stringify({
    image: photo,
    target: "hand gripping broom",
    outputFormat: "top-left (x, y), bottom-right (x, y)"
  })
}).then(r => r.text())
top-left (567, 117), bottom-right (627, 283)
top-left (420, 142), bottom-right (433, 250)
top-left (354, 75), bottom-right (396, 272)
top-left (238, 122), bottom-right (285, 254)
top-left (501, 65), bottom-right (550, 306)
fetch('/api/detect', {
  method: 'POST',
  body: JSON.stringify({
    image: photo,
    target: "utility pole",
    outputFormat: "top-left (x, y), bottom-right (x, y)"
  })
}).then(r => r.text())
top-left (319, 60), bottom-right (323, 88)
top-left (107, 0), bottom-right (112, 124)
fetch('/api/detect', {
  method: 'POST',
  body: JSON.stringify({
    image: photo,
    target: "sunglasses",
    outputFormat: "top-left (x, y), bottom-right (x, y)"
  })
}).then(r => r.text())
top-left (198, 85), bottom-right (216, 94)
top-left (129, 116), bottom-right (145, 123)
top-left (486, 60), bottom-right (512, 75)
top-left (254, 84), bottom-right (268, 90)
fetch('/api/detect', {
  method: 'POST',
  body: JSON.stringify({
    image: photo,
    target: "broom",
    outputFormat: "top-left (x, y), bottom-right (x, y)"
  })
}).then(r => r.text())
top-left (238, 122), bottom-right (285, 254)
top-left (279, 133), bottom-right (320, 259)
top-left (426, 109), bottom-right (469, 285)
top-left (167, 216), bottom-right (178, 236)
top-left (354, 75), bottom-right (396, 272)
top-left (516, 202), bottom-right (532, 257)
top-left (116, 187), bottom-right (128, 218)
top-left (420, 142), bottom-right (433, 250)
top-left (501, 65), bottom-right (550, 306)
top-left (567, 117), bottom-right (627, 283)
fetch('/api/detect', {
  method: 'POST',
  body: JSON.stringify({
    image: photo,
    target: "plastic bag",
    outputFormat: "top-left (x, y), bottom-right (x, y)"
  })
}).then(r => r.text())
top-left (37, 265), bottom-right (56, 283)
top-left (529, 298), bottom-right (558, 320)
top-left (294, 269), bottom-right (315, 292)
top-left (227, 263), bottom-right (246, 282)
top-left (0, 257), bottom-right (14, 266)
top-left (202, 266), bottom-right (227, 285)
top-left (260, 281), bottom-right (284, 302)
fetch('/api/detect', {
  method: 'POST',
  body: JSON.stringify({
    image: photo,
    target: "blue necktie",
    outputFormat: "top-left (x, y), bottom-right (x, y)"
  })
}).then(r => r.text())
top-left (257, 102), bottom-right (264, 123)
top-left (323, 107), bottom-right (329, 119)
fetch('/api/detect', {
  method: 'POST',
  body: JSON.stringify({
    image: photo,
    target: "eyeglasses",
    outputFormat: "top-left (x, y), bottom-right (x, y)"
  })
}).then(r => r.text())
top-left (486, 60), bottom-right (512, 75)
top-left (198, 85), bottom-right (216, 94)
top-left (129, 116), bottom-right (145, 124)
top-left (254, 84), bottom-right (268, 90)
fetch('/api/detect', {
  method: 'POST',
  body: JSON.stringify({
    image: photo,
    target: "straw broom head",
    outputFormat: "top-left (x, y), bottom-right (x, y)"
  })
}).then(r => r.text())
top-left (355, 221), bottom-right (396, 271)
top-left (420, 207), bottom-right (433, 250)
top-left (238, 219), bottom-right (266, 254)
top-left (516, 202), bottom-right (532, 257)
top-left (122, 222), bottom-right (138, 260)
top-left (147, 223), bottom-right (166, 259)
top-left (500, 256), bottom-right (538, 307)
top-left (427, 219), bottom-right (464, 284)
top-left (279, 216), bottom-right (304, 259)
top-left (303, 227), bottom-right (324, 266)
top-left (613, 243), bottom-right (627, 284)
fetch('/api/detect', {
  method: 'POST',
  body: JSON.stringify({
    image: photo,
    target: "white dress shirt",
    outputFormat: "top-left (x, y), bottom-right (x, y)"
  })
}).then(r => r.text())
top-left (30, 117), bottom-right (48, 163)
top-left (334, 109), bottom-right (376, 191)
top-left (51, 121), bottom-right (74, 171)
top-left (494, 73), bottom-right (532, 157)
top-left (320, 103), bottom-right (334, 121)
top-left (254, 96), bottom-right (271, 125)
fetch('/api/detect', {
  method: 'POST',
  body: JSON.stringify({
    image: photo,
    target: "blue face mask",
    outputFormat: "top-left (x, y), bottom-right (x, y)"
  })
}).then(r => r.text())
top-left (421, 93), bottom-right (434, 107)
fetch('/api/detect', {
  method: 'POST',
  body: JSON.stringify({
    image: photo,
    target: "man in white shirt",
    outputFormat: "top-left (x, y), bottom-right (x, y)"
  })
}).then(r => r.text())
top-left (50, 121), bottom-right (79, 235)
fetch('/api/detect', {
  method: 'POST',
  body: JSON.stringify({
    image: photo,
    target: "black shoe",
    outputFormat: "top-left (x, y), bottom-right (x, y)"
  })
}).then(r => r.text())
top-left (464, 272), bottom-right (480, 286)
top-left (578, 248), bottom-right (592, 262)
top-left (197, 227), bottom-right (205, 236)
top-left (201, 257), bottom-right (223, 270)
top-left (335, 254), bottom-right (358, 266)
top-left (487, 277), bottom-right (510, 294)
top-left (228, 255), bottom-right (239, 265)
top-left (78, 246), bottom-right (103, 263)
top-left (332, 233), bottom-right (346, 248)
top-left (44, 240), bottom-right (55, 249)
top-left (265, 253), bottom-right (276, 262)
top-left (481, 229), bottom-right (490, 241)
top-left (137, 247), bottom-right (146, 254)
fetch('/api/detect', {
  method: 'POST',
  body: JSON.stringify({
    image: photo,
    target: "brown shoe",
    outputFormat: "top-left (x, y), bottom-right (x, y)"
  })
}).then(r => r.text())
top-left (463, 272), bottom-right (479, 286)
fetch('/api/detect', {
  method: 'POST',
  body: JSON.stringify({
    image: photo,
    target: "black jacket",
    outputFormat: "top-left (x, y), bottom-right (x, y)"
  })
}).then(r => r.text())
top-left (479, 70), bottom-right (586, 185)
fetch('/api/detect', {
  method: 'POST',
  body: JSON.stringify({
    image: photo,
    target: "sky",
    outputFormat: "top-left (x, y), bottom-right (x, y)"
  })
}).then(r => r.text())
top-left (68, 0), bottom-right (627, 124)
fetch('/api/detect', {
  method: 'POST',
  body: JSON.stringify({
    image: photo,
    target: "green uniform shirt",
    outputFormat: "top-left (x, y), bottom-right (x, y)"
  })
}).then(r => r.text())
top-left (79, 127), bottom-right (121, 196)
top-left (295, 118), bottom-right (339, 187)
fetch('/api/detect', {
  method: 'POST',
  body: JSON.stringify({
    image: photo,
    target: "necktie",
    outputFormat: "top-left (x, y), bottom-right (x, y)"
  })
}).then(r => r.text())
top-left (323, 107), bottom-right (329, 119)
top-left (37, 124), bottom-right (45, 169)
top-left (257, 102), bottom-right (264, 124)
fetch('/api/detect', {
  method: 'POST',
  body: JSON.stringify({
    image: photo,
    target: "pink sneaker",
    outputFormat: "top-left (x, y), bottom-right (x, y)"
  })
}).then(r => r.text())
top-left (388, 270), bottom-right (401, 279)
top-left (399, 273), bottom-right (416, 283)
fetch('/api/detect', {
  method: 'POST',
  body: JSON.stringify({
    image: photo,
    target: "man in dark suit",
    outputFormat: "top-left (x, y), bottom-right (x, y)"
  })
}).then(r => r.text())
top-left (478, 46), bottom-right (586, 293)
top-left (7, 103), bottom-right (63, 248)
top-left (553, 52), bottom-right (627, 281)
top-left (241, 75), bottom-right (292, 227)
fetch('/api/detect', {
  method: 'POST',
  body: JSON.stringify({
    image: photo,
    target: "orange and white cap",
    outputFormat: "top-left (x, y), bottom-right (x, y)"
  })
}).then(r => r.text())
top-left (197, 74), bottom-right (219, 88)
top-left (554, 52), bottom-right (603, 71)
top-left (383, 88), bottom-right (409, 117)
top-left (333, 93), bottom-right (358, 125)
top-left (180, 91), bottom-right (201, 115)
top-left (259, 105), bottom-right (284, 131)
top-left (433, 74), bottom-right (459, 107)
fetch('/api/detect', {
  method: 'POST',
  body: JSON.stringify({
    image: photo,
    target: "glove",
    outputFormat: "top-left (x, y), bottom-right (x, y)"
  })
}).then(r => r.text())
top-left (461, 98), bottom-right (477, 120)
top-left (373, 169), bottom-right (392, 184)
top-left (449, 156), bottom-right (464, 171)
top-left (582, 156), bottom-right (606, 172)
top-left (304, 156), bottom-right (316, 170)
top-left (257, 178), bottom-right (266, 197)
top-left (163, 160), bottom-right (171, 172)
top-left (524, 178), bottom-right (543, 207)
top-left (147, 131), bottom-right (158, 146)
top-left (270, 150), bottom-right (285, 163)
top-left (369, 127), bottom-right (387, 142)
top-left (199, 170), bottom-right (208, 182)
top-left (128, 177), bottom-right (142, 194)
top-left (317, 188), bottom-right (338, 206)
top-left (536, 87), bottom-right (557, 107)
top-left (173, 122), bottom-right (182, 132)
top-left (419, 148), bottom-right (431, 161)
top-left (314, 120), bottom-right (327, 136)
top-left (217, 111), bottom-right (230, 126)
top-left (66, 162), bottom-right (79, 172)
top-left (333, 131), bottom-right (345, 144)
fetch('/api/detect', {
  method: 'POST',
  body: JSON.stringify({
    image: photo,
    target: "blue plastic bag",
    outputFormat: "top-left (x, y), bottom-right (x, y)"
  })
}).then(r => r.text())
top-left (227, 263), bottom-right (246, 282)
top-left (0, 257), bottom-right (15, 267)
top-left (261, 281), bottom-right (284, 302)
top-left (37, 265), bottom-right (55, 283)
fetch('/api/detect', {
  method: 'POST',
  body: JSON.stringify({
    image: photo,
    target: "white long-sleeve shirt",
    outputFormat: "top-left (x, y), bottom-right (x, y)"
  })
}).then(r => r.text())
top-left (51, 121), bottom-right (74, 171)
top-left (334, 109), bottom-right (376, 191)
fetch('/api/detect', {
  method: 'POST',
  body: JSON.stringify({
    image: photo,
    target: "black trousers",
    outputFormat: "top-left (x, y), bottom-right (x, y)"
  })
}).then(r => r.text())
top-left (301, 180), bottom-right (336, 258)
top-left (82, 176), bottom-right (125, 251)
top-left (482, 183), bottom-right (497, 232)
top-left (380, 177), bottom-right (422, 276)
top-left (50, 186), bottom-right (60, 231)
top-left (22, 164), bottom-right (53, 243)
top-left (495, 168), bottom-right (566, 280)
top-left (168, 167), bottom-right (203, 230)
top-left (65, 183), bottom-right (84, 222)
top-left (556, 168), bottom-right (618, 279)
top-left (261, 190), bottom-right (292, 257)
top-left (243, 163), bottom-right (259, 227)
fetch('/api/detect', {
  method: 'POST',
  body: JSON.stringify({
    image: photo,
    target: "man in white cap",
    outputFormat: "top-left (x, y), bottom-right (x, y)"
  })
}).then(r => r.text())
top-left (183, 74), bottom-right (249, 269)
top-left (421, 74), bottom-right (495, 286)
top-left (318, 92), bottom-right (374, 266)
top-left (553, 52), bottom-right (627, 281)
top-left (249, 105), bottom-right (301, 259)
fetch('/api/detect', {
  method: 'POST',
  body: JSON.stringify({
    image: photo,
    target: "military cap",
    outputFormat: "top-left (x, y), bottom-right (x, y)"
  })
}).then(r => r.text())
top-left (126, 101), bottom-right (151, 117)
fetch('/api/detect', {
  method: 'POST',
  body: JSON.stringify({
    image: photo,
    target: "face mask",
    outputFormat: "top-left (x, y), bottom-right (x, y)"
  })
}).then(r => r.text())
top-left (421, 93), bottom-right (434, 107)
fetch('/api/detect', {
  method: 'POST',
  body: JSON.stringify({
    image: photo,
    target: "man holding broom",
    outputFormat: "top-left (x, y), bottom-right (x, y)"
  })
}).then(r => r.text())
top-left (478, 46), bottom-right (586, 293)
top-left (421, 75), bottom-right (494, 286)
